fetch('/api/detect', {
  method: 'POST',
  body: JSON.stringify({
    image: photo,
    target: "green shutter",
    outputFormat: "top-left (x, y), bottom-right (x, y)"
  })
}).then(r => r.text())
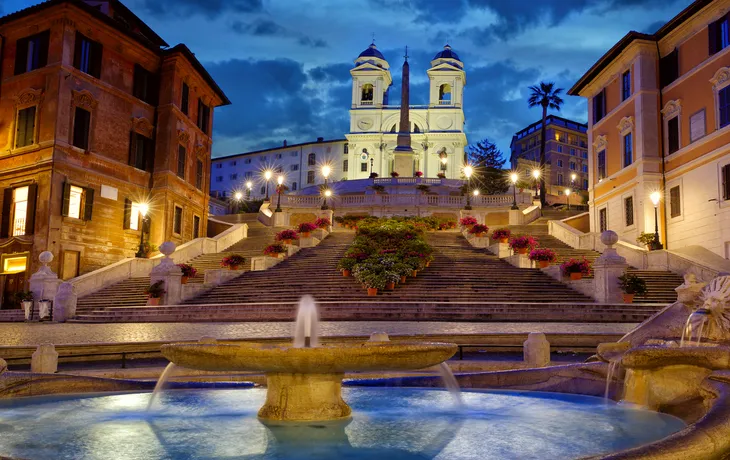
top-left (1, 188), bottom-right (12, 238)
top-left (123, 198), bottom-right (131, 229)
top-left (25, 183), bottom-right (38, 235)
top-left (61, 182), bottom-right (71, 217)
top-left (90, 39), bottom-right (102, 78)
top-left (83, 187), bottom-right (94, 221)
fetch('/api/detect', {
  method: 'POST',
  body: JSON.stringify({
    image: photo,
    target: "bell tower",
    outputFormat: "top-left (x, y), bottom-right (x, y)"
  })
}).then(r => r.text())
top-left (350, 43), bottom-right (392, 108)
top-left (428, 45), bottom-right (466, 107)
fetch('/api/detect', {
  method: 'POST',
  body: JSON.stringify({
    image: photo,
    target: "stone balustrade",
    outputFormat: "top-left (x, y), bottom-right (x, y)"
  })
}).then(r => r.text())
top-left (277, 192), bottom-right (532, 209)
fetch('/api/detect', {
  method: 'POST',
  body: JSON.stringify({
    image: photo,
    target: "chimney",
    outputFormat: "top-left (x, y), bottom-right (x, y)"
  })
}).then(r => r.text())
top-left (283, 140), bottom-right (288, 147)
top-left (317, 137), bottom-right (324, 142)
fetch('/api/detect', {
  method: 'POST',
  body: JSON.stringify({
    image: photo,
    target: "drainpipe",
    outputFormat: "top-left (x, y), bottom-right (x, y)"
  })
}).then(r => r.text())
top-left (656, 41), bottom-right (669, 250)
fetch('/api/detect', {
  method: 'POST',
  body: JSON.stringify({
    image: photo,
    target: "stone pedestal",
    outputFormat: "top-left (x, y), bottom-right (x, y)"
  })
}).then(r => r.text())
top-left (469, 236), bottom-right (489, 248)
top-left (313, 228), bottom-right (329, 240)
top-left (509, 209), bottom-right (523, 225)
top-left (259, 372), bottom-right (351, 421)
top-left (287, 245), bottom-right (300, 257)
top-left (506, 253), bottom-right (532, 269)
top-left (252, 255), bottom-right (284, 271)
top-left (299, 236), bottom-right (321, 248)
top-left (204, 268), bottom-right (245, 286)
top-left (52, 282), bottom-right (77, 322)
top-left (487, 242), bottom-right (511, 258)
top-left (31, 344), bottom-right (58, 374)
top-left (273, 211), bottom-right (287, 227)
top-left (523, 332), bottom-right (550, 367)
top-left (393, 154), bottom-right (414, 177)
top-left (593, 231), bottom-right (629, 303)
top-left (29, 251), bottom-right (61, 314)
top-left (149, 242), bottom-right (182, 305)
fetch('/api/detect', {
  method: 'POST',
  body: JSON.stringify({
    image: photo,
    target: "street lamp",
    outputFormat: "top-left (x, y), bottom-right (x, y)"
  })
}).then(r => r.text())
top-left (275, 175), bottom-right (284, 212)
top-left (440, 157), bottom-right (448, 176)
top-left (565, 188), bottom-right (571, 210)
top-left (510, 172), bottom-right (519, 210)
top-left (245, 181), bottom-right (252, 199)
top-left (134, 203), bottom-right (150, 258)
top-left (322, 189), bottom-right (332, 210)
top-left (650, 191), bottom-right (664, 250)
top-left (234, 191), bottom-right (243, 213)
top-left (264, 170), bottom-right (273, 201)
top-left (463, 165), bottom-right (473, 210)
top-left (532, 169), bottom-right (540, 199)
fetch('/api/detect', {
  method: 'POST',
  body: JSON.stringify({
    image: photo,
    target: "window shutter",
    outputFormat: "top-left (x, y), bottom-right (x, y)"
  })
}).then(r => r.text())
top-left (668, 117), bottom-right (679, 154)
top-left (16, 109), bottom-right (28, 148)
top-left (128, 132), bottom-right (137, 167)
top-left (1, 188), bottom-right (13, 238)
top-left (37, 30), bottom-right (50, 68)
top-left (73, 32), bottom-right (83, 70)
top-left (181, 83), bottom-right (189, 115)
top-left (61, 182), bottom-right (71, 216)
top-left (710, 19), bottom-right (720, 55)
top-left (123, 198), bottom-right (131, 229)
top-left (14, 37), bottom-right (28, 75)
top-left (670, 186), bottom-right (681, 218)
top-left (660, 49), bottom-right (679, 88)
top-left (90, 40), bottom-right (103, 78)
top-left (24, 183), bottom-right (38, 235)
top-left (83, 187), bottom-right (94, 221)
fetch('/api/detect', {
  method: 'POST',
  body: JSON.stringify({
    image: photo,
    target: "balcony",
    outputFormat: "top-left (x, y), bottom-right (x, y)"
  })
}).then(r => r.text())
top-left (438, 99), bottom-right (452, 105)
top-left (361, 101), bottom-right (373, 106)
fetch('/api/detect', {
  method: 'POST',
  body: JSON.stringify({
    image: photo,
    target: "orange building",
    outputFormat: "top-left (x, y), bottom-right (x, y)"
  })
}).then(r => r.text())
top-left (0, 0), bottom-right (229, 309)
top-left (569, 0), bottom-right (730, 260)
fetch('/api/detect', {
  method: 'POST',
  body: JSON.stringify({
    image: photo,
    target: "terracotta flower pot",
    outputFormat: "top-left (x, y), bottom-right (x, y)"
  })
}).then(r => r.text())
top-left (181, 276), bottom-right (189, 284)
top-left (570, 272), bottom-right (583, 281)
top-left (284, 239), bottom-right (292, 245)
top-left (400, 276), bottom-right (407, 284)
top-left (538, 261), bottom-right (550, 269)
top-left (474, 233), bottom-right (484, 238)
top-left (385, 281), bottom-right (395, 290)
top-left (268, 254), bottom-right (281, 258)
top-left (412, 270), bottom-right (418, 277)
top-left (500, 237), bottom-right (509, 244)
top-left (342, 269), bottom-right (351, 277)
top-left (147, 297), bottom-right (160, 306)
top-left (516, 248), bottom-right (528, 255)
top-left (623, 293), bottom-right (635, 304)
top-left (367, 287), bottom-right (378, 296)
top-left (229, 265), bottom-right (239, 270)
top-left (302, 232), bottom-right (311, 238)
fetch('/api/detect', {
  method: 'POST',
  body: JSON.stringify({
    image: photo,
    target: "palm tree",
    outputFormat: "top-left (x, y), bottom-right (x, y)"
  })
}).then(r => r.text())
top-left (528, 82), bottom-right (564, 207)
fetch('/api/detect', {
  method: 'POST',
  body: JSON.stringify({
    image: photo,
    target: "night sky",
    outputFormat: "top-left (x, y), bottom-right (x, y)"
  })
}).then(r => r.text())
top-left (4, 0), bottom-right (693, 159)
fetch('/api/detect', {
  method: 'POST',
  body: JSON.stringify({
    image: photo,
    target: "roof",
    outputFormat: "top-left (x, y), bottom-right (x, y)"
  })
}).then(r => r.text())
top-left (213, 138), bottom-right (348, 160)
top-left (358, 43), bottom-right (386, 61)
top-left (569, 0), bottom-right (714, 95)
top-left (511, 115), bottom-right (588, 146)
top-left (164, 44), bottom-right (230, 106)
top-left (433, 44), bottom-right (461, 62)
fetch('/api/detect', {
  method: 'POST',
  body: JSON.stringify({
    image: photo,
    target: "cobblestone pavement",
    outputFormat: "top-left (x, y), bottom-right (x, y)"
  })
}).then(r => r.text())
top-left (0, 322), bottom-right (638, 346)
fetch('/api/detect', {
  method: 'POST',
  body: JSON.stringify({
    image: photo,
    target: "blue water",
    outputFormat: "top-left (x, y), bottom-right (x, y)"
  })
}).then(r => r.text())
top-left (0, 388), bottom-right (684, 460)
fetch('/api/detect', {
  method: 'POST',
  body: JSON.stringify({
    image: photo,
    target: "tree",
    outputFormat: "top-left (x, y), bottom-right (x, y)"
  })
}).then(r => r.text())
top-left (528, 82), bottom-right (564, 206)
top-left (466, 138), bottom-right (509, 196)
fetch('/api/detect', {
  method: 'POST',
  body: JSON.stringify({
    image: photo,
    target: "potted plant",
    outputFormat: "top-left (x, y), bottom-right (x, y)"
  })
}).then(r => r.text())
top-left (221, 254), bottom-right (246, 270)
top-left (437, 172), bottom-right (446, 179)
top-left (371, 184), bottom-right (386, 195)
top-left (276, 229), bottom-right (299, 245)
top-left (144, 280), bottom-right (165, 306)
top-left (16, 291), bottom-right (34, 321)
top-left (297, 222), bottom-right (317, 238)
top-left (315, 217), bottom-right (331, 229)
top-left (141, 242), bottom-right (158, 258)
top-left (492, 228), bottom-right (511, 244)
top-left (390, 171), bottom-right (399, 178)
top-left (459, 216), bottom-right (478, 230)
top-left (560, 258), bottom-right (592, 280)
top-left (176, 264), bottom-right (197, 284)
top-left (529, 248), bottom-right (557, 268)
top-left (509, 236), bottom-right (538, 255)
top-left (415, 171), bottom-right (423, 177)
top-left (468, 224), bottom-right (489, 238)
top-left (369, 172), bottom-right (379, 179)
top-left (636, 232), bottom-right (658, 251)
top-left (337, 256), bottom-right (357, 277)
top-left (263, 243), bottom-right (287, 258)
top-left (618, 272), bottom-right (647, 303)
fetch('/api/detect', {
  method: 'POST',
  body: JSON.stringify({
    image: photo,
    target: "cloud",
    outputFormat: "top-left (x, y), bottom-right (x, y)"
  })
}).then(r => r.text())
top-left (136, 0), bottom-right (262, 18)
top-left (230, 18), bottom-right (328, 48)
top-left (643, 20), bottom-right (666, 34)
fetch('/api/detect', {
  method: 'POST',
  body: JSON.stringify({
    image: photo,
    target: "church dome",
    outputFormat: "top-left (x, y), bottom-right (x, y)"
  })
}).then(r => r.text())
top-left (358, 43), bottom-right (385, 61)
top-left (433, 44), bottom-right (460, 61)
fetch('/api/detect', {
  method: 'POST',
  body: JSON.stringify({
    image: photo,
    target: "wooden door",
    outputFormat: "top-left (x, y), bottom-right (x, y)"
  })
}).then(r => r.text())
top-left (1, 272), bottom-right (25, 309)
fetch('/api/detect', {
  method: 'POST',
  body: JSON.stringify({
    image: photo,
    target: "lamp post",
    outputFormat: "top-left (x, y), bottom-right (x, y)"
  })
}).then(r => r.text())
top-left (650, 191), bottom-right (664, 250)
top-left (323, 189), bottom-right (332, 210)
top-left (134, 203), bottom-right (150, 258)
top-left (565, 188), bottom-right (571, 210)
top-left (532, 169), bottom-right (540, 199)
top-left (510, 172), bottom-right (519, 210)
top-left (264, 170), bottom-right (273, 202)
top-left (440, 157), bottom-right (448, 177)
top-left (234, 191), bottom-right (243, 213)
top-left (275, 175), bottom-right (284, 212)
top-left (464, 165), bottom-right (473, 210)
top-left (245, 181), bottom-right (252, 199)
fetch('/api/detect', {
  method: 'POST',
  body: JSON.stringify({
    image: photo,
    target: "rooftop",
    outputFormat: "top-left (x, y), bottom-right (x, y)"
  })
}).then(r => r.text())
top-left (213, 138), bottom-right (348, 161)
top-left (511, 115), bottom-right (588, 145)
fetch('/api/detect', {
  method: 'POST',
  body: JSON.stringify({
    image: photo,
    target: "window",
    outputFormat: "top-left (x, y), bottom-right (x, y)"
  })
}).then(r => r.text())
top-left (581, 151), bottom-right (588, 159)
top-left (197, 99), bottom-right (210, 135)
top-left (439, 83), bottom-right (452, 103)
top-left (61, 183), bottom-right (93, 221)
top-left (230, 173), bottom-right (238, 180)
top-left (722, 164), bottom-right (730, 200)
top-left (360, 163), bottom-right (368, 172)
top-left (308, 153), bottom-right (316, 166)
top-left (1, 185), bottom-right (38, 237)
top-left (173, 206), bottom-right (182, 235)
top-left (624, 196), bottom-right (634, 227)
top-left (667, 117), bottom-right (680, 154)
top-left (709, 14), bottom-right (730, 55)
top-left (555, 131), bottom-right (565, 142)
top-left (719, 87), bottom-right (730, 129)
top-left (622, 70), bottom-right (631, 101)
top-left (593, 89), bottom-right (606, 123)
top-left (557, 145), bottom-right (563, 153)
top-left (344, 143), bottom-right (349, 154)
top-left (231, 161), bottom-right (237, 166)
top-left (557, 174), bottom-right (563, 185)
top-left (215, 163), bottom-right (222, 169)
top-left (73, 32), bottom-right (102, 79)
top-left (196, 160), bottom-right (204, 189)
top-left (291, 164), bottom-right (299, 171)
top-left (260, 186), bottom-right (266, 194)
top-left (343, 160), bottom-right (349, 172)
top-left (307, 171), bottom-right (315, 184)
top-left (14, 30), bottom-right (50, 75)
top-left (292, 182), bottom-right (298, 191)
top-left (244, 159), bottom-right (252, 164)
top-left (276, 154), bottom-right (282, 159)
top-left (597, 150), bottom-right (606, 180)
top-left (133, 64), bottom-right (157, 105)
top-left (557, 159), bottom-right (563, 167)
top-left (124, 200), bottom-right (144, 231)
top-left (570, 148), bottom-right (576, 156)
top-left (275, 166), bottom-right (283, 173)
top-left (15, 106), bottom-right (36, 148)
top-left (181, 82), bottom-right (189, 115)
top-left (72, 107), bottom-right (91, 150)
top-left (177, 146), bottom-right (186, 179)
top-left (582, 165), bottom-right (588, 173)
top-left (570, 161), bottom-right (576, 171)
top-left (129, 132), bottom-right (154, 172)
top-left (361, 83), bottom-right (374, 104)
top-left (623, 133), bottom-right (633, 167)
top-left (583, 179), bottom-right (589, 189)
top-left (670, 186), bottom-right (681, 218)
top-left (599, 208), bottom-right (608, 233)
top-left (660, 48), bottom-right (679, 89)
top-left (193, 215), bottom-right (200, 239)
top-left (291, 151), bottom-right (298, 157)
top-left (216, 176), bottom-right (223, 182)
top-left (244, 172), bottom-right (253, 180)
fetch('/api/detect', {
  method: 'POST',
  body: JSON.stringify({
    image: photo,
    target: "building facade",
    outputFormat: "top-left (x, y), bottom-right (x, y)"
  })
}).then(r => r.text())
top-left (569, 0), bottom-right (730, 259)
top-left (0, 0), bottom-right (229, 309)
top-left (510, 115), bottom-right (590, 196)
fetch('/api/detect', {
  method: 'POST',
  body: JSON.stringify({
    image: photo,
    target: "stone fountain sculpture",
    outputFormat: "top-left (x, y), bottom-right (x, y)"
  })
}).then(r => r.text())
top-left (161, 295), bottom-right (457, 421)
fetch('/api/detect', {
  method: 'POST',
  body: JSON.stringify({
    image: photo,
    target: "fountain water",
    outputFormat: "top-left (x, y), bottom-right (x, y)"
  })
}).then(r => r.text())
top-left (604, 360), bottom-right (620, 401)
top-left (147, 362), bottom-right (177, 411)
top-left (436, 362), bottom-right (463, 407)
top-left (293, 295), bottom-right (319, 348)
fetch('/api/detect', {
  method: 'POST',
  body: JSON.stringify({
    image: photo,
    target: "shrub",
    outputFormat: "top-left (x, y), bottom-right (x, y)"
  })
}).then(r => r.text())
top-left (491, 228), bottom-right (511, 240)
top-left (560, 258), bottom-right (592, 276)
top-left (177, 263), bottom-right (197, 277)
top-left (297, 222), bottom-right (318, 233)
top-left (618, 273), bottom-right (648, 296)
top-left (390, 171), bottom-right (399, 177)
top-left (437, 173), bottom-right (446, 179)
top-left (469, 224), bottom-right (489, 235)
top-left (315, 217), bottom-right (331, 229)
top-left (276, 229), bottom-right (299, 241)
top-left (459, 216), bottom-right (478, 227)
top-left (263, 243), bottom-right (287, 256)
top-left (528, 248), bottom-right (557, 262)
top-left (221, 254), bottom-right (246, 267)
top-left (144, 280), bottom-right (166, 298)
top-left (636, 232), bottom-right (657, 247)
top-left (15, 291), bottom-right (33, 302)
top-left (416, 184), bottom-right (430, 193)
top-left (509, 236), bottom-right (538, 250)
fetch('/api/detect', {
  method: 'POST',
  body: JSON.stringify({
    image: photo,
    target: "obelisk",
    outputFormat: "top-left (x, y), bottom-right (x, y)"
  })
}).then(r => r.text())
top-left (393, 47), bottom-right (415, 176)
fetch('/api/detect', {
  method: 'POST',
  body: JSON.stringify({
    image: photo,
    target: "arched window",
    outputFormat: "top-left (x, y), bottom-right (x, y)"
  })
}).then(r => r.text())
top-left (308, 153), bottom-right (316, 166)
top-left (361, 84), bottom-right (374, 104)
top-left (390, 125), bottom-right (396, 133)
top-left (292, 182), bottom-right (297, 191)
top-left (439, 83), bottom-right (452, 104)
top-left (413, 124), bottom-right (421, 133)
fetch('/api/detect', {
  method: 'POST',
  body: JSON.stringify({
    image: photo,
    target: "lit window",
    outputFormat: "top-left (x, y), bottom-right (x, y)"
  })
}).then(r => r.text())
top-left (2, 255), bottom-right (27, 274)
top-left (12, 186), bottom-right (28, 236)
top-left (129, 202), bottom-right (145, 231)
top-left (67, 185), bottom-right (84, 219)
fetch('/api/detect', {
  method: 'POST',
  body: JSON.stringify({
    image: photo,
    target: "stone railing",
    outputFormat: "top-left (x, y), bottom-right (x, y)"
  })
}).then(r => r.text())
top-left (548, 216), bottom-right (595, 250)
top-left (70, 223), bottom-right (248, 298)
top-left (277, 193), bottom-right (531, 209)
top-left (373, 177), bottom-right (444, 186)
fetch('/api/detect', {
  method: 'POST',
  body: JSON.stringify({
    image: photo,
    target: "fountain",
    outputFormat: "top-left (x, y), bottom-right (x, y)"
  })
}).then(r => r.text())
top-left (160, 296), bottom-right (457, 421)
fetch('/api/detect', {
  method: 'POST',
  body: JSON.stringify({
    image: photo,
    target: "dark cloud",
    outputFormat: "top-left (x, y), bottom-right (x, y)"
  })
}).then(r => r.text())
top-left (643, 20), bottom-right (666, 34)
top-left (308, 63), bottom-right (352, 83)
top-left (230, 19), bottom-right (328, 48)
top-left (137, 0), bottom-right (263, 18)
